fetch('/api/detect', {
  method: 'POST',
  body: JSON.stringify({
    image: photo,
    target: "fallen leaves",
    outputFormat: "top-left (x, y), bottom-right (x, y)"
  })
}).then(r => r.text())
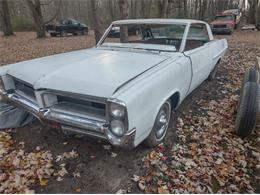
top-left (0, 32), bottom-right (95, 66)
top-left (39, 179), bottom-right (49, 186)
top-left (0, 131), bottom-right (54, 193)
top-left (55, 150), bottom-right (79, 162)
top-left (136, 32), bottom-right (260, 193)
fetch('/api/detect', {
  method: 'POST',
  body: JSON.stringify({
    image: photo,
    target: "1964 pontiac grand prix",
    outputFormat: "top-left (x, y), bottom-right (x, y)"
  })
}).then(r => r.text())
top-left (0, 19), bottom-right (228, 148)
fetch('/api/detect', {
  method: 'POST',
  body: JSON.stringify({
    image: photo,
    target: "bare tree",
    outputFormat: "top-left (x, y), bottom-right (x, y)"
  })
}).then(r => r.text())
top-left (119, 0), bottom-right (130, 42)
top-left (254, 0), bottom-right (260, 25)
top-left (26, 0), bottom-right (61, 38)
top-left (160, 0), bottom-right (169, 18)
top-left (88, 0), bottom-right (103, 44)
top-left (26, 0), bottom-right (46, 38)
top-left (140, 0), bottom-right (152, 18)
top-left (0, 0), bottom-right (14, 36)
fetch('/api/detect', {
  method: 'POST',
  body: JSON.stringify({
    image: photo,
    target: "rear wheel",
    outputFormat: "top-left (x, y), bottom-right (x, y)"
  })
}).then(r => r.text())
top-left (81, 29), bottom-right (87, 35)
top-left (143, 100), bottom-right (172, 148)
top-left (60, 30), bottom-right (67, 37)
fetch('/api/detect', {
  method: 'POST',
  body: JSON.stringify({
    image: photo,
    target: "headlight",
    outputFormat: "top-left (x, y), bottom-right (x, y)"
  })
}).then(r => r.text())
top-left (110, 103), bottom-right (125, 118)
top-left (227, 24), bottom-right (233, 28)
top-left (108, 99), bottom-right (128, 137)
top-left (110, 120), bottom-right (125, 136)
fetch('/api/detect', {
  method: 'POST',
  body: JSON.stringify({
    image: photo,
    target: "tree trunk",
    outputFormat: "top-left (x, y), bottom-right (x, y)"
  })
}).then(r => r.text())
top-left (178, 0), bottom-right (182, 18)
top-left (26, 0), bottom-right (46, 38)
top-left (141, 0), bottom-right (152, 18)
top-left (201, 0), bottom-right (207, 20)
top-left (255, 0), bottom-right (260, 25)
top-left (194, 0), bottom-right (199, 19)
top-left (161, 0), bottom-right (168, 18)
top-left (183, 0), bottom-right (188, 18)
top-left (119, 0), bottom-right (130, 43)
top-left (0, 0), bottom-right (14, 36)
top-left (88, 0), bottom-right (103, 44)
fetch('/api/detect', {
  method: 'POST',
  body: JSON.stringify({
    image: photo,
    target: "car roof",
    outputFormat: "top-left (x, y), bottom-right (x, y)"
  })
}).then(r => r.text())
top-left (112, 19), bottom-right (208, 25)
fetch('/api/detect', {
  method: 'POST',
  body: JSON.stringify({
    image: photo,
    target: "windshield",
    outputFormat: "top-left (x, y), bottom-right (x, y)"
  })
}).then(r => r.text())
top-left (100, 24), bottom-right (186, 52)
top-left (215, 15), bottom-right (234, 21)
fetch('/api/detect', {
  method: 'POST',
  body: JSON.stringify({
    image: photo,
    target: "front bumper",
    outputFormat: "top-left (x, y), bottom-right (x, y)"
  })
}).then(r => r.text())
top-left (212, 28), bottom-right (232, 33)
top-left (0, 91), bottom-right (136, 148)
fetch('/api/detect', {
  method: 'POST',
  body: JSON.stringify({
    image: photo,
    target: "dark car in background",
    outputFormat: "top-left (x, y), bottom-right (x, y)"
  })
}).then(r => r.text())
top-left (107, 25), bottom-right (140, 38)
top-left (45, 18), bottom-right (89, 37)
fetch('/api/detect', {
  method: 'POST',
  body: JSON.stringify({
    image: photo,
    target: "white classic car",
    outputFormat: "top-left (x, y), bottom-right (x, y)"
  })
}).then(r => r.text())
top-left (0, 19), bottom-right (228, 148)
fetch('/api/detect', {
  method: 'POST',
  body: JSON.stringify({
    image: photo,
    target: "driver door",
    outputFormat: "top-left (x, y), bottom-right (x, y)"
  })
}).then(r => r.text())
top-left (184, 23), bottom-right (213, 93)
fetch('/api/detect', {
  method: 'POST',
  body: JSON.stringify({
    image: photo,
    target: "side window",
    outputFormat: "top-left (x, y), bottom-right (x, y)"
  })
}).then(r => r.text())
top-left (72, 21), bottom-right (78, 25)
top-left (185, 23), bottom-right (210, 51)
top-left (61, 20), bottom-right (68, 25)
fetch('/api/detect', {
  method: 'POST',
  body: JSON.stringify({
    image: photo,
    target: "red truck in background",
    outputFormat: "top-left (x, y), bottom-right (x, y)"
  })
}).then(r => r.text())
top-left (210, 9), bottom-right (241, 35)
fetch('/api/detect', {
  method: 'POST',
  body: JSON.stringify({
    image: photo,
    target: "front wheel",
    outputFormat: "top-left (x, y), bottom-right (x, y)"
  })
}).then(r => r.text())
top-left (50, 33), bottom-right (57, 37)
top-left (207, 64), bottom-right (218, 81)
top-left (81, 29), bottom-right (87, 35)
top-left (143, 100), bottom-right (172, 148)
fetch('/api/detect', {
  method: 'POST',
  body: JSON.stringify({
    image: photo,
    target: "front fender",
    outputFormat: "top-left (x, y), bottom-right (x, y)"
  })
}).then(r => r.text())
top-left (0, 65), bottom-right (12, 76)
top-left (113, 55), bottom-right (191, 146)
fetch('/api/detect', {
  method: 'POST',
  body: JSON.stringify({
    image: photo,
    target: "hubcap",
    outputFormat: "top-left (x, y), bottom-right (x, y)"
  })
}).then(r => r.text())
top-left (155, 102), bottom-right (171, 140)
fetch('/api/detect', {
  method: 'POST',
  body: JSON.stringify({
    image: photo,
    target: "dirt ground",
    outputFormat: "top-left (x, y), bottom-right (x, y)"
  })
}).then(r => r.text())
top-left (0, 30), bottom-right (259, 193)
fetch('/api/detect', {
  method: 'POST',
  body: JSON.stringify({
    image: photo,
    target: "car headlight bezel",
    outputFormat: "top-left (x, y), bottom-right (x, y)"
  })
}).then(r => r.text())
top-left (110, 103), bottom-right (125, 119)
top-left (107, 99), bottom-right (128, 137)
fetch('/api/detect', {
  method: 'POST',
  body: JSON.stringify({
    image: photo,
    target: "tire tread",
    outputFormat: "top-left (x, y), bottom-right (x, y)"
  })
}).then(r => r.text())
top-left (235, 82), bottom-right (259, 137)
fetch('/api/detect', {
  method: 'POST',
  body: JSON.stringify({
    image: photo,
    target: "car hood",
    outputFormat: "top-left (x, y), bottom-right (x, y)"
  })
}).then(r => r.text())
top-left (7, 48), bottom-right (171, 98)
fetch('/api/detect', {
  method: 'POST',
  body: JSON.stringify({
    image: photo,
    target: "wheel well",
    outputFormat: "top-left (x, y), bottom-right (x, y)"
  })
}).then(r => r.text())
top-left (217, 58), bottom-right (221, 65)
top-left (169, 92), bottom-right (180, 110)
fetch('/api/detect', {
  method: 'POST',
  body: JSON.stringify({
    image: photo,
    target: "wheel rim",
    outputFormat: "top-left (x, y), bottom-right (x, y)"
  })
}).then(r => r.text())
top-left (61, 31), bottom-right (66, 36)
top-left (155, 102), bottom-right (171, 141)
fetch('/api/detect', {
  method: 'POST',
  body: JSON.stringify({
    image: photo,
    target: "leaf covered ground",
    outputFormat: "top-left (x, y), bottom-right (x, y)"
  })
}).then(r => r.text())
top-left (0, 31), bottom-right (259, 193)
top-left (134, 31), bottom-right (260, 194)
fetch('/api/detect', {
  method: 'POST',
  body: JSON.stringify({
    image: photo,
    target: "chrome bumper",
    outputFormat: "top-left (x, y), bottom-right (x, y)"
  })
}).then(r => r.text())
top-left (1, 92), bottom-right (136, 148)
top-left (212, 28), bottom-right (232, 33)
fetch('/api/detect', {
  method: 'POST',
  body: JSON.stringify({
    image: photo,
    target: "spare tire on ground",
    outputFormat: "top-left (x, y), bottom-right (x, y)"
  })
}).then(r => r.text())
top-left (235, 82), bottom-right (260, 138)
top-left (243, 68), bottom-right (260, 84)
top-left (0, 102), bottom-right (35, 129)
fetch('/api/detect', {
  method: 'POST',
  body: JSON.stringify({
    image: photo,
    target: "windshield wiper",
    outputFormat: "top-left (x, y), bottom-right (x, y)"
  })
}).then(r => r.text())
top-left (99, 44), bottom-right (175, 53)
top-left (133, 47), bottom-right (175, 53)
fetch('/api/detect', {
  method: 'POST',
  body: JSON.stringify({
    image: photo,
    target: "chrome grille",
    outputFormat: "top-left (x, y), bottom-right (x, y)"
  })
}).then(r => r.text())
top-left (56, 95), bottom-right (106, 119)
top-left (13, 78), bottom-right (36, 101)
top-left (213, 24), bottom-right (227, 28)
